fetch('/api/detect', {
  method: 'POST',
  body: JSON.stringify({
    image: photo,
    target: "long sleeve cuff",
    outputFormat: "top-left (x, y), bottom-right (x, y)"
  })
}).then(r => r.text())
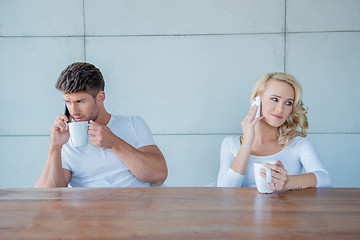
top-left (313, 170), bottom-right (333, 188)
top-left (217, 168), bottom-right (245, 187)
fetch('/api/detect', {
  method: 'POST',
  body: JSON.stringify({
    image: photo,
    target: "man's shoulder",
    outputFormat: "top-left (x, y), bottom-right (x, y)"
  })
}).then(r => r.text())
top-left (110, 114), bottom-right (146, 125)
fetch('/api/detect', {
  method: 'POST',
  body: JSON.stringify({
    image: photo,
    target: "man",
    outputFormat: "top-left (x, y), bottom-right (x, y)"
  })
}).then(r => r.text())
top-left (35, 62), bottom-right (167, 187)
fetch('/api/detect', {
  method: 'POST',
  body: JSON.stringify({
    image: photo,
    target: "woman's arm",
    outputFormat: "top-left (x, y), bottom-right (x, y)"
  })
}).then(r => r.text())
top-left (297, 138), bottom-right (333, 187)
top-left (261, 161), bottom-right (317, 192)
top-left (262, 138), bottom-right (332, 192)
top-left (285, 173), bottom-right (317, 190)
top-left (217, 105), bottom-right (263, 187)
top-left (217, 137), bottom-right (245, 187)
top-left (230, 105), bottom-right (263, 174)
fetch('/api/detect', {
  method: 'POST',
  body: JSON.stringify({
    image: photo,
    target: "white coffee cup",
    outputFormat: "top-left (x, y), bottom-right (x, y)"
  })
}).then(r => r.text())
top-left (68, 121), bottom-right (89, 147)
top-left (253, 161), bottom-right (275, 194)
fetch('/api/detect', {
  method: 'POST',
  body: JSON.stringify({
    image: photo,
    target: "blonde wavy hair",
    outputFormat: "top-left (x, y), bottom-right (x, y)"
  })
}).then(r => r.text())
top-left (250, 72), bottom-right (309, 147)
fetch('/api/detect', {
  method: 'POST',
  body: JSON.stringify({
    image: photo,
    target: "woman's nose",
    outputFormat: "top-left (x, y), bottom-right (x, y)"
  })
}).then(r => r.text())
top-left (276, 104), bottom-right (284, 113)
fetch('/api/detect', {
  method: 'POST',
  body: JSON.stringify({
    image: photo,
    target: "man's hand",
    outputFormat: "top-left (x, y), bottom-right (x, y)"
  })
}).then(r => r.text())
top-left (50, 114), bottom-right (70, 148)
top-left (88, 120), bottom-right (119, 149)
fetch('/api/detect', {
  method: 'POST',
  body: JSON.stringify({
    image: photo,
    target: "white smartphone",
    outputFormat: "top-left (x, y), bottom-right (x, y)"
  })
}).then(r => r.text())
top-left (251, 96), bottom-right (261, 119)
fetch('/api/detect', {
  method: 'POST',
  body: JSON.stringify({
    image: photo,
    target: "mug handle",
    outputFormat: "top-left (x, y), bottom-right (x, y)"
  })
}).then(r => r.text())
top-left (265, 168), bottom-right (272, 184)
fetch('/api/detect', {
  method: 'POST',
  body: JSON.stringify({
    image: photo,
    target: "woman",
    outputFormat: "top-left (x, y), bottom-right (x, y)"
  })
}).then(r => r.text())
top-left (217, 72), bottom-right (332, 190)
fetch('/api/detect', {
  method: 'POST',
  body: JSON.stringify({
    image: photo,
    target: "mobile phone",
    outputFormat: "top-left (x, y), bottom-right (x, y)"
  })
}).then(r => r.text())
top-left (251, 96), bottom-right (261, 119)
top-left (64, 103), bottom-right (70, 122)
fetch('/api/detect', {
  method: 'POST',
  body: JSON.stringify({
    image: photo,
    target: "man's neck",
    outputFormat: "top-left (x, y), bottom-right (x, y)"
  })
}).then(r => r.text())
top-left (94, 106), bottom-right (111, 126)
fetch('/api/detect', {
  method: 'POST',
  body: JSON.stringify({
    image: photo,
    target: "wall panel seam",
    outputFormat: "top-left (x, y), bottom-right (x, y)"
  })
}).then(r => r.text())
top-left (83, 0), bottom-right (87, 61)
top-left (1, 31), bottom-right (359, 38)
top-left (1, 133), bottom-right (360, 137)
top-left (284, 0), bottom-right (287, 73)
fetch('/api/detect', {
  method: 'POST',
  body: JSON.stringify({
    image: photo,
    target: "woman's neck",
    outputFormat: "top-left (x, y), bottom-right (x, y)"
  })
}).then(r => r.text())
top-left (253, 120), bottom-right (278, 145)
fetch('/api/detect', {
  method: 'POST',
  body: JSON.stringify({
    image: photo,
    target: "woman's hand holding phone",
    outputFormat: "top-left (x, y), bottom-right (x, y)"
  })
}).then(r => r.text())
top-left (241, 96), bottom-right (263, 145)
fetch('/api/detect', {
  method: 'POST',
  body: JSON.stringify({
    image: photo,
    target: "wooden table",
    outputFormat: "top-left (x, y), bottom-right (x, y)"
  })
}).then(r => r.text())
top-left (0, 188), bottom-right (359, 239)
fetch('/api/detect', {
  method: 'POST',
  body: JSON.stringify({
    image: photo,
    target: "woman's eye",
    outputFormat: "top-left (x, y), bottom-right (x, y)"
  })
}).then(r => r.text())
top-left (271, 98), bottom-right (278, 102)
top-left (286, 101), bottom-right (293, 106)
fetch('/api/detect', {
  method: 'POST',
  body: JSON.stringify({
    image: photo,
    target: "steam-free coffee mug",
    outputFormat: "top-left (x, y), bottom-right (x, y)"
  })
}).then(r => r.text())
top-left (253, 161), bottom-right (275, 193)
top-left (68, 121), bottom-right (89, 147)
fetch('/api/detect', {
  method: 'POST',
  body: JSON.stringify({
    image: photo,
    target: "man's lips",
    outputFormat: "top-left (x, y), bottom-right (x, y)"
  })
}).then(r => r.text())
top-left (73, 117), bottom-right (85, 122)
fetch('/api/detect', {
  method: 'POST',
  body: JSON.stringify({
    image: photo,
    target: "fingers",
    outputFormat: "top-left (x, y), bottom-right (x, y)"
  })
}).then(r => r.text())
top-left (242, 106), bottom-right (264, 128)
top-left (275, 160), bottom-right (284, 168)
top-left (262, 161), bottom-right (287, 191)
top-left (54, 114), bottom-right (68, 132)
top-left (245, 105), bottom-right (258, 122)
top-left (264, 161), bottom-right (285, 173)
top-left (88, 120), bottom-right (100, 134)
top-left (87, 121), bottom-right (108, 138)
top-left (265, 182), bottom-right (277, 191)
top-left (251, 115), bottom-right (264, 126)
top-left (260, 172), bottom-right (281, 191)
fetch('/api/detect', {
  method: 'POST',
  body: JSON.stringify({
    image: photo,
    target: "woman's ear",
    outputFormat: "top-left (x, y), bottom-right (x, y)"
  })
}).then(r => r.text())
top-left (96, 91), bottom-right (105, 105)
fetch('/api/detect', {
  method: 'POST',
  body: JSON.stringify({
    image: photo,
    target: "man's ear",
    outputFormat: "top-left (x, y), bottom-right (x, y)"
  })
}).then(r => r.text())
top-left (96, 91), bottom-right (105, 105)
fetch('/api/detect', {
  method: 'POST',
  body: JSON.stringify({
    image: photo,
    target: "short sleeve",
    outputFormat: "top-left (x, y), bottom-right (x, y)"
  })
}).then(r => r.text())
top-left (61, 147), bottom-right (71, 171)
top-left (133, 116), bottom-right (156, 149)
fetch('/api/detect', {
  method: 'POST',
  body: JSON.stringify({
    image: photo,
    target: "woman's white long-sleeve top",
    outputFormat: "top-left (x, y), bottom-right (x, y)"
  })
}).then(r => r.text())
top-left (217, 136), bottom-right (332, 187)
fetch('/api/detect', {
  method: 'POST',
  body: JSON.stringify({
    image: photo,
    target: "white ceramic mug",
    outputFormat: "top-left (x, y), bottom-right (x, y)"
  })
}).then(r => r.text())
top-left (68, 121), bottom-right (89, 147)
top-left (253, 161), bottom-right (275, 194)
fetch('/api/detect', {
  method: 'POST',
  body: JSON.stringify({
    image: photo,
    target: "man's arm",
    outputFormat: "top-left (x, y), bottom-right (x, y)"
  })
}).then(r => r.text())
top-left (88, 121), bottom-right (168, 185)
top-left (34, 115), bottom-right (72, 188)
top-left (34, 146), bottom-right (72, 188)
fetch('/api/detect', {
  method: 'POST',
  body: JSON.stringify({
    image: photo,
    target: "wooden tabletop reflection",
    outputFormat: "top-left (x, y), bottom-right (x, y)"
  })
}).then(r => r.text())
top-left (0, 187), bottom-right (359, 239)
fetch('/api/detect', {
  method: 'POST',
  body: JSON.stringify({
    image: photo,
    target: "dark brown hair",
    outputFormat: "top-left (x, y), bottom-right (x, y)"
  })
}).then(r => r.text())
top-left (55, 62), bottom-right (105, 98)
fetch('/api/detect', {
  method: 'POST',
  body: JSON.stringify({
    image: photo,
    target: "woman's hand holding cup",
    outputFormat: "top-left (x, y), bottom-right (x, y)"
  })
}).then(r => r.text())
top-left (262, 160), bottom-right (288, 192)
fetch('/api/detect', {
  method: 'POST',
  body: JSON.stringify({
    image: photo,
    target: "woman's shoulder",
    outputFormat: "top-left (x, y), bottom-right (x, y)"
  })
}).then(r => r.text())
top-left (288, 136), bottom-right (315, 149)
top-left (221, 135), bottom-right (241, 149)
top-left (222, 135), bottom-right (240, 143)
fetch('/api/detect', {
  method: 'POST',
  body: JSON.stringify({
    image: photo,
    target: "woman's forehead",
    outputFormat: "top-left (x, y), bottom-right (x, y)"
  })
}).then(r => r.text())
top-left (263, 79), bottom-right (295, 99)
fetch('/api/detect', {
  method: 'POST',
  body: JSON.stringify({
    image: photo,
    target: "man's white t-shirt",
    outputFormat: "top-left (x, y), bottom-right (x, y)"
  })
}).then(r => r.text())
top-left (217, 136), bottom-right (332, 187)
top-left (61, 115), bottom-right (155, 187)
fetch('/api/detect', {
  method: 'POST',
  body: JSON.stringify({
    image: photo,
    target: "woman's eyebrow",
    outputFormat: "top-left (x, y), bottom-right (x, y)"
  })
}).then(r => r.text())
top-left (271, 94), bottom-right (294, 101)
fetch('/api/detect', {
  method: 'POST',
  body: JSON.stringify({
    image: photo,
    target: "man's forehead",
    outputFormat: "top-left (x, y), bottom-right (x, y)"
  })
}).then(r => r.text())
top-left (62, 91), bottom-right (92, 100)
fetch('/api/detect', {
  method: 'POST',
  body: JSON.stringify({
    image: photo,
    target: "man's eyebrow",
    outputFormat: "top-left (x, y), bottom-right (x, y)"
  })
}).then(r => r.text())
top-left (63, 98), bottom-right (86, 102)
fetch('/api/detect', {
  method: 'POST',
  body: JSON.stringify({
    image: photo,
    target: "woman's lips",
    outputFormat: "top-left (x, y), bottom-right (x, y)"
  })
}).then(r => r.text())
top-left (271, 114), bottom-right (283, 119)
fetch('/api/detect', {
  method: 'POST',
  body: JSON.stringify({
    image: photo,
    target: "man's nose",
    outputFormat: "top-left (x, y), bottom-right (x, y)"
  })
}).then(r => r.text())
top-left (68, 104), bottom-right (79, 115)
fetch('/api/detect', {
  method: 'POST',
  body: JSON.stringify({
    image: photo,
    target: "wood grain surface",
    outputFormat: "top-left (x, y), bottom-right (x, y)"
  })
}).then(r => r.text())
top-left (0, 187), bottom-right (359, 239)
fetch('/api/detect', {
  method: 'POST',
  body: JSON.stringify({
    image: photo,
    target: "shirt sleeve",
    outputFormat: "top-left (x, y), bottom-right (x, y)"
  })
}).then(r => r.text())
top-left (61, 147), bottom-right (71, 171)
top-left (217, 136), bottom-right (245, 187)
top-left (298, 138), bottom-right (333, 187)
top-left (133, 116), bottom-right (156, 149)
